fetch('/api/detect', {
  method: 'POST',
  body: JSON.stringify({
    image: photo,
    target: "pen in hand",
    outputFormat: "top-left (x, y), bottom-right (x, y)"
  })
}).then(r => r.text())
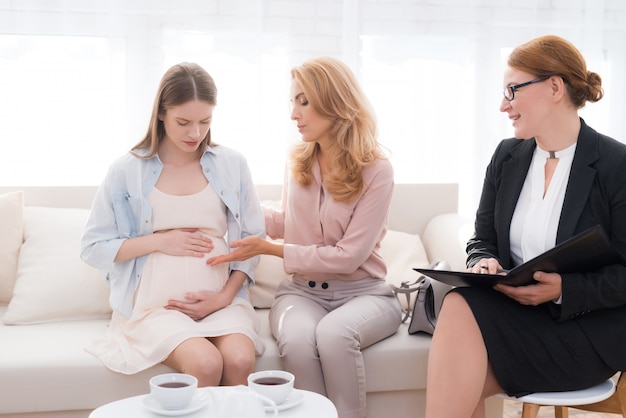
top-left (479, 265), bottom-right (508, 274)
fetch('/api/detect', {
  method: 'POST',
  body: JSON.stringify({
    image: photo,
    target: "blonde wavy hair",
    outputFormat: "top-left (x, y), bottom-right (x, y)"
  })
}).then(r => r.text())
top-left (289, 56), bottom-right (385, 203)
top-left (131, 62), bottom-right (217, 158)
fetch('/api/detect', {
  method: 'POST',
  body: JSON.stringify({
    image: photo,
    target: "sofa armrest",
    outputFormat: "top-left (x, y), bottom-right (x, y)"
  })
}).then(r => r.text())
top-left (421, 213), bottom-right (473, 271)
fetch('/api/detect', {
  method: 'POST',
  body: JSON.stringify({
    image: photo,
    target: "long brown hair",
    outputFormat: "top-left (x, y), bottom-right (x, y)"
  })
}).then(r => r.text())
top-left (131, 62), bottom-right (218, 157)
top-left (290, 56), bottom-right (384, 203)
top-left (508, 35), bottom-right (603, 108)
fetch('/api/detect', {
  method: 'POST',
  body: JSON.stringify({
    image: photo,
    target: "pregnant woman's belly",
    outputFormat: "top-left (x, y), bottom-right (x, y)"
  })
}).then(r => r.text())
top-left (135, 233), bottom-right (229, 309)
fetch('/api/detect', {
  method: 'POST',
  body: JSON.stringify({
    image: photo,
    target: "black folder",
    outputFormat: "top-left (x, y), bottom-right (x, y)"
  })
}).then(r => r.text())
top-left (415, 225), bottom-right (618, 287)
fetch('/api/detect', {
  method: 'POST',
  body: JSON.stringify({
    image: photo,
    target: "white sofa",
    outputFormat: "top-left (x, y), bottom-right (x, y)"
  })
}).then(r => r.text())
top-left (0, 184), bottom-right (503, 418)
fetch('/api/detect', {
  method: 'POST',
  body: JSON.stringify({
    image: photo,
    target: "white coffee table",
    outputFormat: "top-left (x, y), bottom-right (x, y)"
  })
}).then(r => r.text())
top-left (89, 386), bottom-right (338, 418)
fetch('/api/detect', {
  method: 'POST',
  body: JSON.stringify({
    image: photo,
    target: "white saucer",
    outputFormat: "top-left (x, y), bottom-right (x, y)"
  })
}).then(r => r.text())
top-left (264, 389), bottom-right (305, 412)
top-left (142, 392), bottom-right (208, 416)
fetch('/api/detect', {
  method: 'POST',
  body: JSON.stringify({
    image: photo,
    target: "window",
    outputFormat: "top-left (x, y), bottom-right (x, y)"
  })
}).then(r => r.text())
top-left (361, 35), bottom-right (475, 185)
top-left (160, 29), bottom-right (292, 184)
top-left (1, 2), bottom-right (624, 219)
top-left (0, 34), bottom-right (127, 185)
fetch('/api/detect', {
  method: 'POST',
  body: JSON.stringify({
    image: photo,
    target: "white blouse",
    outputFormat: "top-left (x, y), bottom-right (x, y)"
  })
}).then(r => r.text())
top-left (510, 142), bottom-right (577, 266)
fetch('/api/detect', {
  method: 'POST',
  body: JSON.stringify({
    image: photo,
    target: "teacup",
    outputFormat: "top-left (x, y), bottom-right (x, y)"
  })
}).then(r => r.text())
top-left (247, 370), bottom-right (295, 405)
top-left (149, 373), bottom-right (198, 410)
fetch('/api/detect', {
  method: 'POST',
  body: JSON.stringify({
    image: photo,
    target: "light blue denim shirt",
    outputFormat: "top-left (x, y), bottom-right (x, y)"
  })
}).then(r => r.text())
top-left (80, 145), bottom-right (265, 317)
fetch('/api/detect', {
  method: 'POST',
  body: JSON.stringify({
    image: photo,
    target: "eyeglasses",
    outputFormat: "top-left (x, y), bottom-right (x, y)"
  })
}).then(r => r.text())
top-left (503, 77), bottom-right (550, 101)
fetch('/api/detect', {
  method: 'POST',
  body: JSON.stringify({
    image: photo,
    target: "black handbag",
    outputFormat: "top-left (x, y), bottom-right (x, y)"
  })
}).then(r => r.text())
top-left (392, 260), bottom-right (451, 335)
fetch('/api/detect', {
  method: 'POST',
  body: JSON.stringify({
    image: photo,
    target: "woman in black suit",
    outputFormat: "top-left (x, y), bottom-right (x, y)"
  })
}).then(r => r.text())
top-left (425, 34), bottom-right (626, 418)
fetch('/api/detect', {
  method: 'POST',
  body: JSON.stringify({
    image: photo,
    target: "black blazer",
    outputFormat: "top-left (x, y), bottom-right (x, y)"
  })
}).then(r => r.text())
top-left (467, 119), bottom-right (626, 370)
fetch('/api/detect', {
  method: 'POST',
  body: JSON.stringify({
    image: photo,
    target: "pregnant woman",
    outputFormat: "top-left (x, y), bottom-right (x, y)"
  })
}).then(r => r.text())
top-left (80, 62), bottom-right (265, 386)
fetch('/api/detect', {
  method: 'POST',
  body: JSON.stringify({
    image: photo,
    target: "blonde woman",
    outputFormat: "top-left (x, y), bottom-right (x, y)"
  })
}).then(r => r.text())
top-left (209, 56), bottom-right (402, 418)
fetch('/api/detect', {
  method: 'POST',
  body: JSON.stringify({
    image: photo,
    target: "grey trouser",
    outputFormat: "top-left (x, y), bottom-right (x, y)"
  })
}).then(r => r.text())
top-left (269, 276), bottom-right (402, 418)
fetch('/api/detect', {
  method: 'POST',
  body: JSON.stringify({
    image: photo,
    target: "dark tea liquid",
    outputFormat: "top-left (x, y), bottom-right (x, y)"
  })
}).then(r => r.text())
top-left (159, 382), bottom-right (189, 388)
top-left (254, 377), bottom-right (289, 385)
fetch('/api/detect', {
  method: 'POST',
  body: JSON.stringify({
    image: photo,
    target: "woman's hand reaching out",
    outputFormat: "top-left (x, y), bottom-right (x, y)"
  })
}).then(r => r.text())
top-left (207, 235), bottom-right (283, 266)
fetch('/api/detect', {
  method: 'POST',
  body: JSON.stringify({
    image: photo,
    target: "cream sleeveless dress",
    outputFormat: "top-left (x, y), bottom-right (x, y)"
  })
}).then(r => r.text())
top-left (86, 183), bottom-right (265, 374)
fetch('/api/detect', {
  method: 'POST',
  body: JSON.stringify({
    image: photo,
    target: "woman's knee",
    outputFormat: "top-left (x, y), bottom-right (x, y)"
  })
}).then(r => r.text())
top-left (215, 335), bottom-right (256, 385)
top-left (276, 330), bottom-right (318, 360)
top-left (166, 341), bottom-right (223, 386)
top-left (221, 346), bottom-right (255, 376)
top-left (316, 321), bottom-right (357, 354)
top-left (189, 351), bottom-right (224, 386)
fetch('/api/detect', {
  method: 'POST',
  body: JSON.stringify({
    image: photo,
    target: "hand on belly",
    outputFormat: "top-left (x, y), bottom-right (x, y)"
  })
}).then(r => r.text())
top-left (164, 290), bottom-right (226, 321)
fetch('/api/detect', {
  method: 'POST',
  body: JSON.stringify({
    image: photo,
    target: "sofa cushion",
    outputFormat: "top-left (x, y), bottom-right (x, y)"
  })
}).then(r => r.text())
top-left (0, 191), bottom-right (24, 303)
top-left (0, 305), bottom-right (172, 414)
top-left (422, 213), bottom-right (473, 271)
top-left (2, 207), bottom-right (111, 325)
top-left (0, 306), bottom-right (430, 415)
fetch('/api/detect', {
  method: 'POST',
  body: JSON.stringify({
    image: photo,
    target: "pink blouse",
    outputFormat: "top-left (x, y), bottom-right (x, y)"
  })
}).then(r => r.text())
top-left (264, 158), bottom-right (394, 282)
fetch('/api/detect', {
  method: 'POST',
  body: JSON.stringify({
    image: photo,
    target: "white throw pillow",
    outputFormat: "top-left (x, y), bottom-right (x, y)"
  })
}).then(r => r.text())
top-left (3, 207), bottom-right (112, 325)
top-left (0, 191), bottom-right (24, 303)
top-left (421, 213), bottom-right (473, 271)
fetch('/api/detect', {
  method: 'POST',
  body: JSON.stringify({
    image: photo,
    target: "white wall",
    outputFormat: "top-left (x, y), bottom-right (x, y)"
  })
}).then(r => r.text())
top-left (1, 0), bottom-right (625, 218)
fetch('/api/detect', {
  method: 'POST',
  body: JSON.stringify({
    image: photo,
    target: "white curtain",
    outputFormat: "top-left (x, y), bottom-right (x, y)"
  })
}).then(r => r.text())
top-left (1, 0), bottom-right (623, 218)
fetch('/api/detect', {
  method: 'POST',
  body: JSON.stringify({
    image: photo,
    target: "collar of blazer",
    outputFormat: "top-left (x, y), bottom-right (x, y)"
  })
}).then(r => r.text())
top-left (498, 118), bottom-right (599, 246)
